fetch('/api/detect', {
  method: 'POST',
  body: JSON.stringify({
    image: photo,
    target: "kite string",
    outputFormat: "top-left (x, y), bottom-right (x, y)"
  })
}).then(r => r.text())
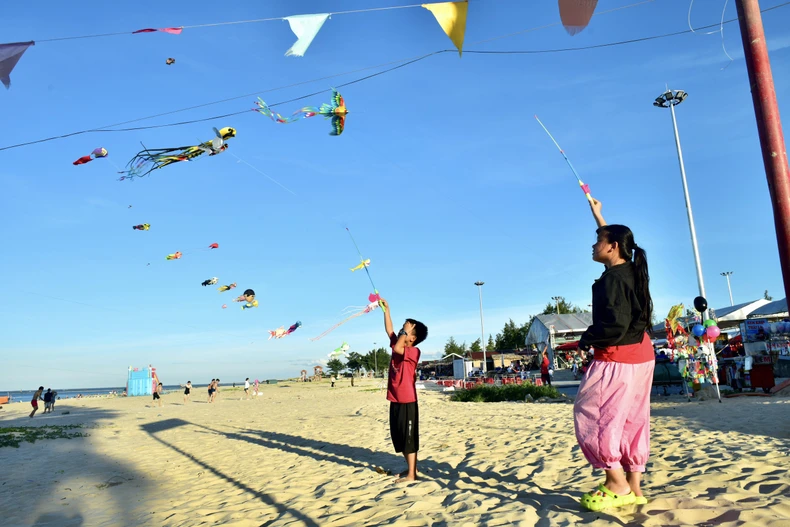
top-left (687, 0), bottom-right (735, 67)
top-left (228, 151), bottom-right (297, 196)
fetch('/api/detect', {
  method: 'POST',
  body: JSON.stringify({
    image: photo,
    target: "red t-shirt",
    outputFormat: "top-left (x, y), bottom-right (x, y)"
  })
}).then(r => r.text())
top-left (540, 356), bottom-right (550, 375)
top-left (387, 334), bottom-right (421, 404)
top-left (593, 332), bottom-right (654, 364)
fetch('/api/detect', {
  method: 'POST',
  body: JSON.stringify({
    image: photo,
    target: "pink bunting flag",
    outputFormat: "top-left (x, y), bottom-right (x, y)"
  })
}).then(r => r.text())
top-left (132, 27), bottom-right (183, 35)
top-left (0, 41), bottom-right (34, 89)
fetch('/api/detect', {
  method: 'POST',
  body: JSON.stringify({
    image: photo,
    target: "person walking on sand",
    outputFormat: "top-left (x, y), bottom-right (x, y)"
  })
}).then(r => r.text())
top-left (208, 379), bottom-right (215, 403)
top-left (43, 388), bottom-right (53, 414)
top-left (574, 198), bottom-right (654, 512)
top-left (183, 381), bottom-right (192, 403)
top-left (244, 378), bottom-right (250, 400)
top-left (379, 298), bottom-right (428, 483)
top-left (253, 378), bottom-right (259, 399)
top-left (212, 379), bottom-right (221, 402)
top-left (29, 386), bottom-right (44, 418)
top-left (540, 351), bottom-right (552, 386)
top-left (153, 382), bottom-right (163, 407)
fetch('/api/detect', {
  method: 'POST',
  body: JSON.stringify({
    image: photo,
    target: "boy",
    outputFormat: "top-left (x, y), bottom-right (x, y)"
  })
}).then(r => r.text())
top-left (29, 386), bottom-right (44, 418)
top-left (244, 378), bottom-right (250, 400)
top-left (43, 389), bottom-right (53, 414)
top-left (153, 382), bottom-right (163, 407)
top-left (380, 298), bottom-right (428, 483)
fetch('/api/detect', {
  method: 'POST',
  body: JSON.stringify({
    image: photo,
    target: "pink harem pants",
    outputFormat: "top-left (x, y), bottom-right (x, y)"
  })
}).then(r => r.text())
top-left (573, 360), bottom-right (655, 472)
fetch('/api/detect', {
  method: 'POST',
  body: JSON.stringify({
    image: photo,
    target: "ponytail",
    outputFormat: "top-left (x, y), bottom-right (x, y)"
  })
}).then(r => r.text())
top-left (596, 225), bottom-right (654, 333)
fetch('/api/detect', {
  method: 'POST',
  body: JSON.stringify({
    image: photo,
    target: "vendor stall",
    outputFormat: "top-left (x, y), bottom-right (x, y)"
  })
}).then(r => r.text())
top-left (719, 319), bottom-right (783, 392)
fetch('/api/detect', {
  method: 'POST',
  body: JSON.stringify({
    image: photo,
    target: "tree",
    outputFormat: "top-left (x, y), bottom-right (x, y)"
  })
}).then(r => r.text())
top-left (541, 296), bottom-right (584, 315)
top-left (346, 352), bottom-right (365, 375)
top-left (327, 358), bottom-right (345, 376)
top-left (444, 337), bottom-right (467, 356)
top-left (469, 338), bottom-right (482, 353)
top-left (765, 290), bottom-right (773, 301)
top-left (363, 347), bottom-right (390, 376)
top-left (487, 334), bottom-right (495, 351)
top-left (494, 319), bottom-right (531, 350)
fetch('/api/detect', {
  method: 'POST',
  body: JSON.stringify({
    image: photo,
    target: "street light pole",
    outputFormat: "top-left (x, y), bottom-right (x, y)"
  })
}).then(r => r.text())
top-left (721, 272), bottom-right (734, 306)
top-left (373, 342), bottom-right (377, 378)
top-left (474, 281), bottom-right (486, 374)
top-left (654, 89), bottom-right (709, 318)
top-left (551, 296), bottom-right (561, 315)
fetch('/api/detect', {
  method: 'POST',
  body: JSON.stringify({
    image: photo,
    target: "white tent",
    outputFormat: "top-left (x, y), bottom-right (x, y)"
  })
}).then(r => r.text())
top-left (749, 298), bottom-right (788, 318)
top-left (525, 313), bottom-right (593, 346)
top-left (712, 299), bottom-right (771, 323)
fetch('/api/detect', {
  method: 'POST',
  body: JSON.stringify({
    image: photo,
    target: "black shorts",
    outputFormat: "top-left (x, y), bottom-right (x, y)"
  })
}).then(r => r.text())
top-left (153, 392), bottom-right (160, 400)
top-left (389, 402), bottom-right (419, 454)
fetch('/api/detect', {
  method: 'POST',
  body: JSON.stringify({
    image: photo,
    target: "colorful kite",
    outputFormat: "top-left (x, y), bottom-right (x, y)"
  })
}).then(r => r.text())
top-left (350, 259), bottom-right (370, 272)
top-left (310, 293), bottom-right (380, 341)
top-left (329, 342), bottom-right (350, 359)
top-left (346, 228), bottom-right (384, 312)
top-left (255, 89), bottom-right (347, 136)
top-left (218, 283), bottom-right (237, 293)
top-left (558, 0), bottom-right (598, 36)
top-left (133, 27), bottom-right (183, 35)
top-left (119, 127), bottom-right (236, 180)
top-left (202, 277), bottom-right (218, 287)
top-left (73, 147), bottom-right (108, 166)
top-left (166, 58), bottom-right (175, 65)
top-left (166, 251), bottom-right (182, 260)
top-left (235, 289), bottom-right (258, 310)
top-left (132, 224), bottom-right (150, 231)
top-left (222, 304), bottom-right (227, 309)
top-left (269, 321), bottom-right (302, 340)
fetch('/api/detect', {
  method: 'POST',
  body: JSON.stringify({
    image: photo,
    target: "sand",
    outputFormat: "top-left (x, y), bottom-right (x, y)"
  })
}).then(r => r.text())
top-left (2, 380), bottom-right (790, 527)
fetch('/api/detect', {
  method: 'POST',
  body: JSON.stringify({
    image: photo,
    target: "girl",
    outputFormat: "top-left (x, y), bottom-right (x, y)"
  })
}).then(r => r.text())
top-left (183, 381), bottom-right (192, 403)
top-left (575, 198), bottom-right (654, 511)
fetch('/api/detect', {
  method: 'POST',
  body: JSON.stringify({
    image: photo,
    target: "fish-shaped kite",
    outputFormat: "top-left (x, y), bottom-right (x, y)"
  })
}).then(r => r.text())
top-left (218, 283), bottom-right (237, 293)
top-left (310, 294), bottom-right (381, 341)
top-left (269, 321), bottom-right (302, 340)
top-left (166, 251), bottom-right (182, 260)
top-left (132, 224), bottom-right (150, 231)
top-left (119, 127), bottom-right (236, 180)
top-left (256, 89), bottom-right (347, 136)
top-left (73, 147), bottom-right (108, 166)
top-left (350, 259), bottom-right (370, 272)
top-left (202, 277), bottom-right (218, 287)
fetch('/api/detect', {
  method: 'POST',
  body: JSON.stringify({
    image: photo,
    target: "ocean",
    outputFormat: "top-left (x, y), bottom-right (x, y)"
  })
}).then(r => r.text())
top-left (2, 384), bottom-right (194, 403)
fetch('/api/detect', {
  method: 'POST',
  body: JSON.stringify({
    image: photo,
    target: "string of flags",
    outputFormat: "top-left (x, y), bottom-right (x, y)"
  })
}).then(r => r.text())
top-left (0, 0), bottom-right (605, 90)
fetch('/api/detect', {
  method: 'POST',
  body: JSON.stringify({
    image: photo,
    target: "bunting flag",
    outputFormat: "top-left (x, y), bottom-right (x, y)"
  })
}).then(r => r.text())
top-left (283, 14), bottom-right (330, 57)
top-left (0, 41), bottom-right (34, 89)
top-left (132, 27), bottom-right (184, 35)
top-left (422, 1), bottom-right (467, 57)
top-left (558, 0), bottom-right (598, 36)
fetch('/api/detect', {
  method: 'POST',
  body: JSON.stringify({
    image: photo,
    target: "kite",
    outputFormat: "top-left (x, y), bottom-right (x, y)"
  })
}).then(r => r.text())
top-left (133, 27), bottom-right (183, 35)
top-left (558, 0), bottom-right (598, 36)
top-left (269, 321), bottom-right (302, 340)
top-left (166, 251), bottom-right (182, 260)
top-left (166, 58), bottom-right (175, 65)
top-left (534, 115), bottom-right (593, 203)
top-left (329, 342), bottom-right (350, 359)
top-left (350, 259), bottom-right (370, 272)
top-left (310, 293), bottom-right (381, 341)
top-left (0, 41), bottom-right (34, 89)
top-left (218, 283), bottom-right (237, 293)
top-left (202, 277), bottom-right (218, 287)
top-left (208, 243), bottom-right (219, 249)
top-left (346, 228), bottom-right (384, 312)
top-left (235, 289), bottom-right (258, 310)
top-left (73, 147), bottom-right (108, 165)
top-left (119, 127), bottom-right (236, 180)
top-left (222, 304), bottom-right (227, 309)
top-left (255, 89), bottom-right (347, 136)
top-left (132, 224), bottom-right (150, 231)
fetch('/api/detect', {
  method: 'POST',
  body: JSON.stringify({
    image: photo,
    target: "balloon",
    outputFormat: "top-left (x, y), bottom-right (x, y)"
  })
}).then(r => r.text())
top-left (770, 322), bottom-right (779, 334)
top-left (692, 324), bottom-right (705, 337)
top-left (693, 296), bottom-right (708, 312)
top-left (707, 326), bottom-right (721, 339)
top-left (704, 319), bottom-right (717, 328)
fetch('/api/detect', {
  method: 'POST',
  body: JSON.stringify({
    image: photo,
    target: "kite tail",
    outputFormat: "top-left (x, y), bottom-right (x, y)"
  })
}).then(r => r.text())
top-left (308, 311), bottom-right (365, 341)
top-left (255, 98), bottom-right (292, 123)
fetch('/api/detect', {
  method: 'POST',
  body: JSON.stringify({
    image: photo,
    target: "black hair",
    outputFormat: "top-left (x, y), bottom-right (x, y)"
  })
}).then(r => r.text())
top-left (406, 319), bottom-right (429, 346)
top-left (39, 386), bottom-right (44, 390)
top-left (244, 289), bottom-right (255, 297)
top-left (597, 224), bottom-right (653, 333)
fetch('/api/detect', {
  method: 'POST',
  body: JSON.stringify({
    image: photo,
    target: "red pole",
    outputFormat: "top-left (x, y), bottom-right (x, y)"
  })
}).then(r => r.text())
top-left (736, 0), bottom-right (790, 302)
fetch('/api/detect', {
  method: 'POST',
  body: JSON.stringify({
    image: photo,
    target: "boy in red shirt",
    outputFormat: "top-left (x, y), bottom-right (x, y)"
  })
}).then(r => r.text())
top-left (380, 298), bottom-right (428, 483)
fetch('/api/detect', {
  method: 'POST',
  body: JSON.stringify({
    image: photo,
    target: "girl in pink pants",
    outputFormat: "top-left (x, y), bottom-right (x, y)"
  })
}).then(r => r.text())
top-left (575, 199), bottom-right (654, 512)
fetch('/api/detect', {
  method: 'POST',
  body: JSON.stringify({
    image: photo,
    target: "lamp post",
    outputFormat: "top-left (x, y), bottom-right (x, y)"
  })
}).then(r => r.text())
top-left (654, 89), bottom-right (709, 318)
top-left (474, 281), bottom-right (487, 374)
top-left (373, 342), bottom-right (377, 378)
top-left (551, 296), bottom-right (561, 314)
top-left (721, 272), bottom-right (734, 306)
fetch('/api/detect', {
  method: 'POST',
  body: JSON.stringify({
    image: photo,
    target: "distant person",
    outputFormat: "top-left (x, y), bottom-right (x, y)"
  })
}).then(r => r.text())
top-left (379, 298), bottom-right (428, 483)
top-left (253, 379), bottom-right (260, 398)
top-left (43, 389), bottom-right (53, 414)
top-left (30, 386), bottom-right (44, 418)
top-left (183, 381), bottom-right (192, 403)
top-left (244, 378), bottom-right (250, 400)
top-left (574, 199), bottom-right (654, 511)
top-left (153, 383), bottom-right (163, 407)
top-left (213, 379), bottom-right (221, 402)
top-left (50, 391), bottom-right (58, 412)
top-left (208, 379), bottom-right (216, 403)
top-left (540, 351), bottom-right (552, 386)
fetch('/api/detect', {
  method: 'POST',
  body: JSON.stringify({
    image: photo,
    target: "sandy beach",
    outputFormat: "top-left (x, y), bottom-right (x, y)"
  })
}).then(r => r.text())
top-left (2, 380), bottom-right (790, 527)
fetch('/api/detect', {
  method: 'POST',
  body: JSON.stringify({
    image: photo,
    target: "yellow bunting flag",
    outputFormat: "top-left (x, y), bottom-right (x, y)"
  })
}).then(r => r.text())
top-left (422, 1), bottom-right (468, 57)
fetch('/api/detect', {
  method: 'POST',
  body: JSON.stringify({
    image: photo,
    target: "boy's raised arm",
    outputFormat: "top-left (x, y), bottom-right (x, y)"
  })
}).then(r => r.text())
top-left (381, 298), bottom-right (394, 339)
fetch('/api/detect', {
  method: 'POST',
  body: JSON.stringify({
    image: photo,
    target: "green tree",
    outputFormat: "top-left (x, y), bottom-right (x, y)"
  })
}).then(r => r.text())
top-left (346, 352), bottom-right (365, 374)
top-left (541, 296), bottom-right (584, 315)
top-left (469, 338), bottom-right (482, 353)
top-left (487, 334), bottom-right (495, 351)
top-left (327, 358), bottom-right (345, 376)
top-left (444, 337), bottom-right (467, 356)
top-left (765, 290), bottom-right (773, 301)
top-left (363, 347), bottom-right (390, 376)
top-left (494, 319), bottom-right (531, 350)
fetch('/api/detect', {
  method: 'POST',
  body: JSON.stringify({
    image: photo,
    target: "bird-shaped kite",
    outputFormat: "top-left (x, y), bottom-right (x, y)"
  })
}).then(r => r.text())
top-left (73, 147), bottom-right (108, 165)
top-left (119, 127), bottom-right (236, 180)
top-left (329, 342), bottom-right (350, 359)
top-left (132, 224), bottom-right (150, 231)
top-left (269, 321), bottom-right (302, 340)
top-left (255, 89), bottom-right (347, 136)
top-left (166, 251), bottom-right (182, 260)
top-left (202, 277), bottom-right (218, 287)
top-left (350, 259), bottom-right (370, 272)
top-left (218, 283), bottom-right (237, 293)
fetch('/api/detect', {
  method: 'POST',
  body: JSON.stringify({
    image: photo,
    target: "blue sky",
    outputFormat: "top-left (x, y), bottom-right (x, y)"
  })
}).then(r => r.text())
top-left (1, 0), bottom-right (789, 390)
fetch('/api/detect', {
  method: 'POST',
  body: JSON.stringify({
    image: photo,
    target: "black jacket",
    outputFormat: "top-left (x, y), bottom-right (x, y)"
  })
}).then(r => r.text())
top-left (579, 263), bottom-right (649, 351)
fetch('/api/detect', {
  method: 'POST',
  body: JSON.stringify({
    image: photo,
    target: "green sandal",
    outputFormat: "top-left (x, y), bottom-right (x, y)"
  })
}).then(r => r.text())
top-left (580, 483), bottom-right (636, 512)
